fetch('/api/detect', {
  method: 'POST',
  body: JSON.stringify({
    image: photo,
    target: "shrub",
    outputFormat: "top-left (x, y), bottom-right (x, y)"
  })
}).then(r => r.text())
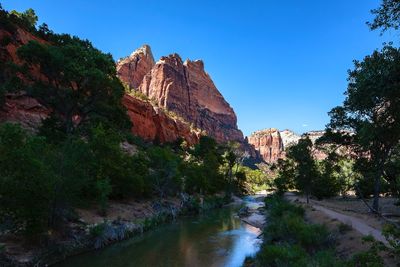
top-left (256, 244), bottom-right (308, 267)
top-left (382, 224), bottom-right (400, 257)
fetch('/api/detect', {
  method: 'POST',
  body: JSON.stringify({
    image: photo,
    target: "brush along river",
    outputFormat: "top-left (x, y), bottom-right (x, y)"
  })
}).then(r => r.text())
top-left (56, 198), bottom-right (263, 267)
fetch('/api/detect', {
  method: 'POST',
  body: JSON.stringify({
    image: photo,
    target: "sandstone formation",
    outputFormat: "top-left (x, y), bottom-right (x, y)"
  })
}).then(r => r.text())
top-left (280, 129), bottom-right (301, 149)
top-left (117, 46), bottom-right (244, 144)
top-left (116, 45), bottom-right (155, 89)
top-left (0, 93), bottom-right (50, 131)
top-left (0, 29), bottom-right (200, 145)
top-left (248, 128), bottom-right (328, 163)
top-left (248, 128), bottom-right (284, 163)
top-left (122, 94), bottom-right (199, 145)
top-left (0, 27), bottom-right (51, 130)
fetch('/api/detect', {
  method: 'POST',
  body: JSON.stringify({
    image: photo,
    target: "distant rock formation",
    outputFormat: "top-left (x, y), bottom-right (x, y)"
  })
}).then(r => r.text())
top-left (117, 46), bottom-right (245, 144)
top-left (248, 128), bottom-right (328, 163)
top-left (280, 129), bottom-right (301, 149)
top-left (248, 128), bottom-right (284, 163)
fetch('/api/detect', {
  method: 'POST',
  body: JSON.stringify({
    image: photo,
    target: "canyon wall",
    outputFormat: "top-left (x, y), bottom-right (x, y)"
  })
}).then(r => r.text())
top-left (118, 46), bottom-right (244, 144)
top-left (248, 128), bottom-right (284, 163)
top-left (248, 128), bottom-right (327, 163)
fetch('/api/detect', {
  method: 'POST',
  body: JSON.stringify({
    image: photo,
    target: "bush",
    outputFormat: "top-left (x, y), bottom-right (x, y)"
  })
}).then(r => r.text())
top-left (256, 244), bottom-right (308, 267)
top-left (382, 224), bottom-right (400, 257)
top-left (0, 123), bottom-right (57, 237)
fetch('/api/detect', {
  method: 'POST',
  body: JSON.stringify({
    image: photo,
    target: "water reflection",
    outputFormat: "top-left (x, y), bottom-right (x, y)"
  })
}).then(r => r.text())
top-left (56, 206), bottom-right (261, 267)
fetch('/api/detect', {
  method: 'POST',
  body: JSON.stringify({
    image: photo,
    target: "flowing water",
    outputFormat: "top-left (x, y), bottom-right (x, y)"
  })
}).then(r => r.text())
top-left (56, 204), bottom-right (262, 267)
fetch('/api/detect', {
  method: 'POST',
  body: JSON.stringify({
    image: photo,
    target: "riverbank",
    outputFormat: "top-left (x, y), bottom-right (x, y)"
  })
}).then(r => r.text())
top-left (238, 195), bottom-right (267, 229)
top-left (0, 194), bottom-right (229, 266)
top-left (245, 195), bottom-right (398, 267)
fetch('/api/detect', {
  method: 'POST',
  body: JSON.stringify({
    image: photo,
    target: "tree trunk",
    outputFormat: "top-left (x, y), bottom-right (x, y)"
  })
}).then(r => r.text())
top-left (372, 172), bottom-right (381, 211)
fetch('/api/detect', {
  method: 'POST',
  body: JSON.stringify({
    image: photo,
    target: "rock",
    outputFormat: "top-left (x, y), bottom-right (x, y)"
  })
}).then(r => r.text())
top-left (116, 44), bottom-right (155, 89)
top-left (138, 53), bottom-right (244, 143)
top-left (122, 94), bottom-right (199, 145)
top-left (280, 129), bottom-right (301, 149)
top-left (0, 93), bottom-right (50, 131)
top-left (0, 28), bottom-right (51, 131)
top-left (248, 128), bottom-right (284, 163)
top-left (238, 206), bottom-right (250, 217)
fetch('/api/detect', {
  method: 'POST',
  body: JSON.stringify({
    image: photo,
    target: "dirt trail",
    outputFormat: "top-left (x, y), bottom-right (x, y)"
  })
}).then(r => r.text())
top-left (285, 193), bottom-right (388, 245)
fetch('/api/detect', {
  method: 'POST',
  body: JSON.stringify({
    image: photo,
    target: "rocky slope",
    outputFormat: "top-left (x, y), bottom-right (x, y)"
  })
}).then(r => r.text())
top-left (122, 94), bottom-right (199, 145)
top-left (248, 128), bottom-right (284, 163)
top-left (0, 27), bottom-right (51, 131)
top-left (118, 46), bottom-right (244, 144)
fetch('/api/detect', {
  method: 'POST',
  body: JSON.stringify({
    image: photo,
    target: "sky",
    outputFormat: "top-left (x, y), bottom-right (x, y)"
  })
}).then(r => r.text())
top-left (2, 0), bottom-right (395, 136)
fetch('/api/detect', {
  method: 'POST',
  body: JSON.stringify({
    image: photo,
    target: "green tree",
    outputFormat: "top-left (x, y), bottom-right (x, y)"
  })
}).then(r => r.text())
top-left (15, 36), bottom-right (130, 136)
top-left (10, 8), bottom-right (38, 31)
top-left (368, 0), bottom-right (400, 33)
top-left (287, 137), bottom-right (318, 203)
top-left (0, 123), bottom-right (56, 236)
top-left (274, 158), bottom-right (295, 195)
top-left (327, 45), bottom-right (400, 211)
top-left (147, 146), bottom-right (181, 198)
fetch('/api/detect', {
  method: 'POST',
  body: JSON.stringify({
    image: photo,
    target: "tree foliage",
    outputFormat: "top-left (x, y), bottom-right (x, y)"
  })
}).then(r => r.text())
top-left (368, 0), bottom-right (400, 33)
top-left (327, 45), bottom-right (400, 210)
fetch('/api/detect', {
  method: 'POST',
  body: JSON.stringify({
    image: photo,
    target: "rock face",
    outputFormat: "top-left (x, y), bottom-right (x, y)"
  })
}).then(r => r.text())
top-left (0, 27), bottom-right (51, 131)
top-left (1, 30), bottom-right (248, 150)
top-left (248, 128), bottom-right (328, 163)
top-left (0, 93), bottom-right (50, 131)
top-left (118, 46), bottom-right (244, 144)
top-left (280, 129), bottom-right (301, 149)
top-left (122, 94), bottom-right (199, 145)
top-left (116, 45), bottom-right (155, 89)
top-left (248, 128), bottom-right (284, 163)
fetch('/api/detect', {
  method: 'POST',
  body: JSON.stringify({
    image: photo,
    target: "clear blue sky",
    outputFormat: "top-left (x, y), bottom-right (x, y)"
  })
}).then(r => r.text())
top-left (2, 0), bottom-right (394, 136)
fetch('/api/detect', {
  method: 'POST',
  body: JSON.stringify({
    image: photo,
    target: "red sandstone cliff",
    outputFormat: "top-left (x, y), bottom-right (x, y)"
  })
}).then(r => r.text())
top-left (248, 128), bottom-right (328, 163)
top-left (0, 29), bottom-right (213, 146)
top-left (122, 94), bottom-right (199, 145)
top-left (117, 45), bottom-right (155, 90)
top-left (248, 128), bottom-right (284, 163)
top-left (117, 46), bottom-right (244, 144)
top-left (0, 27), bottom-right (51, 131)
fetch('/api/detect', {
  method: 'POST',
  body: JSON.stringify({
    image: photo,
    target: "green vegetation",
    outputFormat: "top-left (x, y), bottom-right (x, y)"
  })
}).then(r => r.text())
top-left (0, 7), bottom-right (267, 244)
top-left (252, 196), bottom-right (385, 267)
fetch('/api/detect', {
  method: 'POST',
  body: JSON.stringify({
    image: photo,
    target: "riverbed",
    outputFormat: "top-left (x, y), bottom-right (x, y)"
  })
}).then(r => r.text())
top-left (56, 204), bottom-right (262, 267)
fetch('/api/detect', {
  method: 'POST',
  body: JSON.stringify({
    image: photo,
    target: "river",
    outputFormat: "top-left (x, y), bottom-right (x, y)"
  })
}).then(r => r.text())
top-left (56, 203), bottom-right (262, 267)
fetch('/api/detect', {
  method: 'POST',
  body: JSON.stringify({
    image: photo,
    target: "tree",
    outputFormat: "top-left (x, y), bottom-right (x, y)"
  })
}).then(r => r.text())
top-left (15, 36), bottom-right (130, 136)
top-left (274, 158), bottom-right (295, 195)
top-left (368, 0), bottom-right (400, 33)
top-left (147, 146), bottom-right (181, 198)
top-left (10, 8), bottom-right (38, 31)
top-left (286, 137), bottom-right (318, 203)
top-left (327, 45), bottom-right (400, 211)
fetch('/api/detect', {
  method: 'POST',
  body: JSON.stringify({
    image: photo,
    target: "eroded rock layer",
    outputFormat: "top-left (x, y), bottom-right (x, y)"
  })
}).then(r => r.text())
top-left (118, 46), bottom-right (244, 144)
top-left (122, 94), bottom-right (199, 145)
top-left (116, 45), bottom-right (155, 89)
top-left (248, 128), bottom-right (284, 163)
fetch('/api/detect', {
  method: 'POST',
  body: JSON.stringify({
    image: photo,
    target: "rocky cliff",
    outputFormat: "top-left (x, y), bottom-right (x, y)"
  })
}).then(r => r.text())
top-left (122, 94), bottom-right (200, 145)
top-left (117, 45), bottom-right (155, 90)
top-left (0, 27), bottom-right (51, 131)
top-left (117, 46), bottom-right (244, 144)
top-left (0, 29), bottom-right (200, 145)
top-left (248, 128), bottom-right (284, 163)
top-left (248, 128), bottom-right (328, 163)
